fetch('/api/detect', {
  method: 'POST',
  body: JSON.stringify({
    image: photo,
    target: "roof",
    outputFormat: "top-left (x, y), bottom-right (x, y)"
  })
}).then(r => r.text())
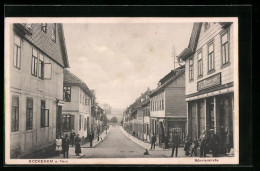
top-left (14, 23), bottom-right (69, 68)
top-left (128, 88), bottom-right (151, 115)
top-left (64, 69), bottom-right (94, 97)
top-left (150, 67), bottom-right (185, 97)
top-left (177, 23), bottom-right (202, 61)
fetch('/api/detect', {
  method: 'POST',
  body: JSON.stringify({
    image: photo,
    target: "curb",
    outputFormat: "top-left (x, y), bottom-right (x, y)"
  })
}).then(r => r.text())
top-left (92, 127), bottom-right (112, 148)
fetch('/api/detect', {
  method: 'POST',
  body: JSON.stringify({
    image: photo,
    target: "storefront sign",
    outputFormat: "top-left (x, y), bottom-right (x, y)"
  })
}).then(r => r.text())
top-left (197, 73), bottom-right (221, 91)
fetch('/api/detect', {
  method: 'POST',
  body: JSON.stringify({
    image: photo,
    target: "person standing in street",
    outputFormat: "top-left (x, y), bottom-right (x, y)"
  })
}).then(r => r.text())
top-left (210, 129), bottom-right (219, 157)
top-left (170, 132), bottom-right (181, 157)
top-left (150, 133), bottom-right (156, 151)
top-left (70, 130), bottom-right (76, 147)
top-left (62, 134), bottom-right (70, 158)
top-left (190, 137), bottom-right (199, 157)
top-left (55, 135), bottom-right (62, 156)
top-left (75, 134), bottom-right (82, 156)
top-left (199, 130), bottom-right (209, 157)
top-left (89, 131), bottom-right (94, 148)
top-left (184, 135), bottom-right (192, 156)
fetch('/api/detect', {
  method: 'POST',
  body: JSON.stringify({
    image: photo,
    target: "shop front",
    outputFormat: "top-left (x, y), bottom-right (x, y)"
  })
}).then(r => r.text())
top-left (187, 92), bottom-right (234, 154)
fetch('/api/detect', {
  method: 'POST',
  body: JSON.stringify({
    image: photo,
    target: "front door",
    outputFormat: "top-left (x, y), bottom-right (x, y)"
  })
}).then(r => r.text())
top-left (56, 106), bottom-right (62, 138)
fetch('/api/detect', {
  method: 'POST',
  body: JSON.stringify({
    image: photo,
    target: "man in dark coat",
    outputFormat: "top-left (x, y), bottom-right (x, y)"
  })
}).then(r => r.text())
top-left (89, 131), bottom-right (94, 148)
top-left (210, 129), bottom-right (219, 157)
top-left (62, 134), bottom-right (70, 158)
top-left (199, 130), bottom-right (209, 157)
top-left (70, 130), bottom-right (76, 147)
top-left (170, 132), bottom-right (181, 157)
top-left (150, 133), bottom-right (156, 151)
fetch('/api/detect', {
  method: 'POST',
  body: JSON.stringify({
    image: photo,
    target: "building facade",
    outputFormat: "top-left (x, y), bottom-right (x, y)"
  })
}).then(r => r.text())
top-left (62, 69), bottom-right (94, 139)
top-left (150, 67), bottom-right (186, 149)
top-left (9, 23), bottom-right (69, 158)
top-left (178, 22), bottom-right (234, 154)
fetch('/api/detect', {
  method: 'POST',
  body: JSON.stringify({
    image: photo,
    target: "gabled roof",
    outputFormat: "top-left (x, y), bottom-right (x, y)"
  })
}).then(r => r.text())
top-left (177, 22), bottom-right (202, 60)
top-left (64, 69), bottom-right (94, 97)
top-left (14, 23), bottom-right (69, 68)
top-left (150, 67), bottom-right (185, 97)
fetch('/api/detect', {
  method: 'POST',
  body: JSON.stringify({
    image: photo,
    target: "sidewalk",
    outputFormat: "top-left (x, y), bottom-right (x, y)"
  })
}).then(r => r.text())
top-left (48, 127), bottom-right (112, 159)
top-left (119, 126), bottom-right (166, 151)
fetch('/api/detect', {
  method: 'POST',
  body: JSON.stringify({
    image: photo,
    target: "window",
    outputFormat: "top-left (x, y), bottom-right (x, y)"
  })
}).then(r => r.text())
top-left (204, 22), bottom-right (210, 31)
top-left (11, 96), bottom-right (19, 131)
top-left (221, 31), bottom-right (230, 65)
top-left (13, 36), bottom-right (21, 69)
top-left (38, 53), bottom-right (44, 79)
top-left (83, 96), bottom-right (85, 105)
top-left (198, 51), bottom-right (203, 77)
top-left (85, 98), bottom-right (89, 105)
top-left (26, 98), bottom-right (33, 130)
top-left (189, 58), bottom-right (194, 80)
top-left (42, 23), bottom-right (47, 33)
top-left (64, 86), bottom-right (71, 102)
top-left (51, 24), bottom-right (56, 42)
top-left (31, 48), bottom-right (38, 76)
top-left (62, 114), bottom-right (75, 131)
top-left (208, 43), bottom-right (215, 71)
top-left (84, 118), bottom-right (87, 130)
top-left (41, 100), bottom-right (49, 127)
top-left (79, 115), bottom-right (82, 130)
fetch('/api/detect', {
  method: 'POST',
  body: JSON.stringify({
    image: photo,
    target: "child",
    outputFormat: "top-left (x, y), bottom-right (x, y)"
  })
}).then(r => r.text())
top-left (144, 149), bottom-right (149, 155)
top-left (190, 137), bottom-right (199, 157)
top-left (55, 135), bottom-right (62, 156)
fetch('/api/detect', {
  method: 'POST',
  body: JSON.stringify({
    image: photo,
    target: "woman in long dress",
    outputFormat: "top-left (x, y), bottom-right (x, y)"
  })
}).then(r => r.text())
top-left (75, 134), bottom-right (82, 156)
top-left (55, 135), bottom-right (63, 156)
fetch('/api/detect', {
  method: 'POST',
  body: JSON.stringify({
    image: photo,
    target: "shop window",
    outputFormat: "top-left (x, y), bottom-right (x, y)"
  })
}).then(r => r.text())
top-left (208, 42), bottom-right (215, 72)
top-left (51, 24), bottom-right (56, 42)
top-left (40, 100), bottom-right (49, 128)
top-left (26, 98), bottom-right (33, 130)
top-left (189, 58), bottom-right (194, 80)
top-left (41, 23), bottom-right (47, 33)
top-left (197, 51), bottom-right (203, 77)
top-left (221, 31), bottom-right (230, 65)
top-left (11, 96), bottom-right (19, 132)
top-left (13, 35), bottom-right (21, 69)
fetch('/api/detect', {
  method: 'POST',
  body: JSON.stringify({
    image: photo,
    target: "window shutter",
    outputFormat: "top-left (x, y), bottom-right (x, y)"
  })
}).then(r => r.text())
top-left (71, 115), bottom-right (75, 130)
top-left (44, 63), bottom-right (52, 79)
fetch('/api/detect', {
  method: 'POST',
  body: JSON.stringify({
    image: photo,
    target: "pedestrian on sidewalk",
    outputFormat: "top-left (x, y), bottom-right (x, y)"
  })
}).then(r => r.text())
top-left (170, 132), bottom-right (181, 157)
top-left (70, 130), bottom-right (76, 147)
top-left (75, 134), bottom-right (82, 156)
top-left (210, 129), bottom-right (219, 157)
top-left (199, 130), bottom-right (209, 158)
top-left (62, 134), bottom-right (70, 158)
top-left (150, 133), bottom-right (156, 151)
top-left (89, 131), bottom-right (94, 148)
top-left (184, 135), bottom-right (192, 156)
top-left (55, 135), bottom-right (62, 156)
top-left (190, 137), bottom-right (199, 157)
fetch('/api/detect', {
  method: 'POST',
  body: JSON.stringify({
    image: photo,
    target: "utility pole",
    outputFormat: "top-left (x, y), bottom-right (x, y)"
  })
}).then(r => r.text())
top-left (171, 46), bottom-right (180, 70)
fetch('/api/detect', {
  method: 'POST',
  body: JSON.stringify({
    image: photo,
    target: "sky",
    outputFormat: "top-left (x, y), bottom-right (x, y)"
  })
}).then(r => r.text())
top-left (63, 22), bottom-right (193, 111)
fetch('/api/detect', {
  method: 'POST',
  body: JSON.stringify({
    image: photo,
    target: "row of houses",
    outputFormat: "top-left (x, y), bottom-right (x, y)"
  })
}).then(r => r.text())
top-left (8, 23), bottom-right (106, 158)
top-left (123, 22), bottom-right (234, 153)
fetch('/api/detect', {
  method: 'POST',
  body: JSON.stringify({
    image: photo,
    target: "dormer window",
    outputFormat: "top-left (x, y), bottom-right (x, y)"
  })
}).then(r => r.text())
top-left (204, 22), bottom-right (210, 31)
top-left (42, 23), bottom-right (47, 33)
top-left (51, 24), bottom-right (56, 42)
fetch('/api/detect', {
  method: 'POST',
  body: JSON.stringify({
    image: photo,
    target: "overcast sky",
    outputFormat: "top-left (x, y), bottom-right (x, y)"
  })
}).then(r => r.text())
top-left (63, 22), bottom-right (193, 110)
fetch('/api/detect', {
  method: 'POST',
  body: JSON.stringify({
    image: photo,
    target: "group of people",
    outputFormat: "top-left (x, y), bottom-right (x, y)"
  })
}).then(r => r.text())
top-left (184, 129), bottom-right (219, 157)
top-left (149, 129), bottom-right (219, 158)
top-left (55, 130), bottom-right (95, 158)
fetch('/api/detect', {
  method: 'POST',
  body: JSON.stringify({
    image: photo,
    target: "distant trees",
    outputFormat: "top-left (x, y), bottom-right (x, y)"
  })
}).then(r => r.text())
top-left (111, 117), bottom-right (118, 123)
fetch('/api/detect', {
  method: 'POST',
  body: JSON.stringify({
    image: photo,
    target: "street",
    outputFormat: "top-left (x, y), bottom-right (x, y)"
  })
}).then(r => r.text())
top-left (82, 126), bottom-right (175, 158)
